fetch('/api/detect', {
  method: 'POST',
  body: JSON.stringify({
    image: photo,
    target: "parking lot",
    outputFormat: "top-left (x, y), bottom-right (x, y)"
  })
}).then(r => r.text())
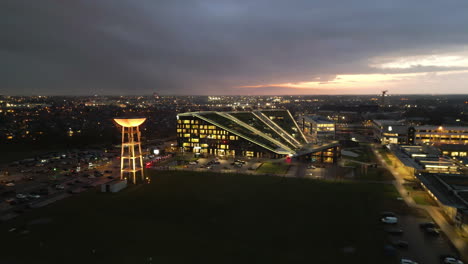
top-left (181, 157), bottom-right (263, 174)
top-left (381, 213), bottom-right (460, 264)
top-left (0, 150), bottom-right (121, 220)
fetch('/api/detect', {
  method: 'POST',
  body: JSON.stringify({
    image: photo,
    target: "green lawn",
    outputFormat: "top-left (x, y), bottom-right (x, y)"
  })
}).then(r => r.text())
top-left (0, 171), bottom-right (397, 264)
top-left (378, 149), bottom-right (393, 166)
top-left (355, 167), bottom-right (394, 181)
top-left (412, 192), bottom-right (438, 206)
top-left (256, 162), bottom-right (290, 175)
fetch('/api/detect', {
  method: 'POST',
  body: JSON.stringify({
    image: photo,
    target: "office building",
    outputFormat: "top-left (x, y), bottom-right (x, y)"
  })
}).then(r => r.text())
top-left (299, 115), bottom-right (335, 141)
top-left (177, 110), bottom-right (340, 162)
top-left (372, 120), bottom-right (408, 144)
top-left (409, 126), bottom-right (468, 145)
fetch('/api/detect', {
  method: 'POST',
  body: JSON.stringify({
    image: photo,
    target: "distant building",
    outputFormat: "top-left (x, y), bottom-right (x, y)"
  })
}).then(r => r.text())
top-left (409, 125), bottom-right (468, 145)
top-left (373, 121), bottom-right (468, 147)
top-left (299, 115), bottom-right (335, 141)
top-left (176, 110), bottom-right (340, 162)
top-left (372, 120), bottom-right (408, 144)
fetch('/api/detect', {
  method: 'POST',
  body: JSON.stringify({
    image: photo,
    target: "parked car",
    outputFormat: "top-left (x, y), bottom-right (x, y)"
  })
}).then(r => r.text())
top-left (401, 258), bottom-right (418, 264)
top-left (16, 193), bottom-right (27, 199)
top-left (383, 245), bottom-right (397, 256)
top-left (381, 216), bottom-right (398, 224)
top-left (55, 184), bottom-right (65, 190)
top-left (28, 194), bottom-right (40, 199)
top-left (5, 198), bottom-right (16, 204)
top-left (419, 222), bottom-right (437, 229)
top-left (442, 256), bottom-right (464, 264)
top-left (381, 211), bottom-right (396, 218)
top-left (386, 228), bottom-right (404, 235)
top-left (424, 227), bottom-right (440, 236)
top-left (5, 182), bottom-right (15, 187)
top-left (37, 188), bottom-right (49, 195)
top-left (392, 240), bottom-right (409, 249)
top-left (307, 165), bottom-right (316, 169)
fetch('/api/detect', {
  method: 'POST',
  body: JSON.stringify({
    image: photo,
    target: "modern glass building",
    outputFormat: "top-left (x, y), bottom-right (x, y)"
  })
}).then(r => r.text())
top-left (177, 110), bottom-right (340, 162)
top-left (299, 115), bottom-right (335, 141)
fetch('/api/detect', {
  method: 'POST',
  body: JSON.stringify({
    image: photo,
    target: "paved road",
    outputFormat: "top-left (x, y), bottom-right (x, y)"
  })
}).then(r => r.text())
top-left (372, 144), bottom-right (468, 262)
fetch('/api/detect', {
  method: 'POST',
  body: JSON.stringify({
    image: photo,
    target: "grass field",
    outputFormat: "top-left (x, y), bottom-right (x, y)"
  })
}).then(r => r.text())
top-left (355, 167), bottom-right (394, 181)
top-left (412, 192), bottom-right (438, 206)
top-left (0, 171), bottom-right (398, 264)
top-left (378, 149), bottom-right (393, 166)
top-left (256, 162), bottom-right (290, 175)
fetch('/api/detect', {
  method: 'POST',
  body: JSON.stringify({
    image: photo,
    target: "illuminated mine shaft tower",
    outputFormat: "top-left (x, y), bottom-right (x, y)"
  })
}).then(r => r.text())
top-left (114, 118), bottom-right (146, 184)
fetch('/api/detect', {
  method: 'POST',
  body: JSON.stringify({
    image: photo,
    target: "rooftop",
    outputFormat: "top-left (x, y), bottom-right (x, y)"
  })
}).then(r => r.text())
top-left (418, 173), bottom-right (468, 209)
top-left (302, 115), bottom-right (334, 125)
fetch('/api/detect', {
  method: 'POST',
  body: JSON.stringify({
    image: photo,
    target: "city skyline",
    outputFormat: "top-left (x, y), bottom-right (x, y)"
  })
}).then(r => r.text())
top-left (2, 0), bottom-right (468, 95)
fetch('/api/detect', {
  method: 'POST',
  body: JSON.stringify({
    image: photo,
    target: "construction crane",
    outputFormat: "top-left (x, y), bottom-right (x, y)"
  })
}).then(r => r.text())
top-left (381, 90), bottom-right (388, 106)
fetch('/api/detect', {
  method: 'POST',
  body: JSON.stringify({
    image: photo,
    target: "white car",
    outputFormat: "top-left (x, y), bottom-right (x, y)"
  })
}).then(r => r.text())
top-left (308, 165), bottom-right (316, 169)
top-left (16, 194), bottom-right (27, 199)
top-left (401, 259), bottom-right (418, 264)
top-left (5, 182), bottom-right (15, 187)
top-left (444, 257), bottom-right (464, 264)
top-left (55, 184), bottom-right (65, 190)
top-left (28, 194), bottom-right (40, 199)
top-left (381, 216), bottom-right (398, 224)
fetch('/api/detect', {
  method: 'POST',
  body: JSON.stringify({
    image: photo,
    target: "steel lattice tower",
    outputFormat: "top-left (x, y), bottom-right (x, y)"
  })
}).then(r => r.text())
top-left (114, 118), bottom-right (146, 184)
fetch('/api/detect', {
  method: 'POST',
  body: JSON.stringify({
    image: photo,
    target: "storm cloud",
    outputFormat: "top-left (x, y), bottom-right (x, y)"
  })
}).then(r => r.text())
top-left (1, 0), bottom-right (468, 95)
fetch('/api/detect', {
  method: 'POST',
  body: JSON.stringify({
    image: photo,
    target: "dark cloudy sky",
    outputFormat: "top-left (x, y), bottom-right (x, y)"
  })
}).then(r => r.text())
top-left (2, 0), bottom-right (468, 95)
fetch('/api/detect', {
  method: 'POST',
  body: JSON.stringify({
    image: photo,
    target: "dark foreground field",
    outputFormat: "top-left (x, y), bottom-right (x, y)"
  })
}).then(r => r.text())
top-left (0, 171), bottom-right (398, 264)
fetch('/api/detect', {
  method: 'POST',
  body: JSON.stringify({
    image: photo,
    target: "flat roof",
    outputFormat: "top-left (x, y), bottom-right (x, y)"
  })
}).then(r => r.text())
top-left (302, 115), bottom-right (334, 125)
top-left (372, 119), bottom-right (406, 126)
top-left (437, 144), bottom-right (468, 151)
top-left (417, 173), bottom-right (468, 209)
top-left (414, 125), bottom-right (468, 131)
top-left (294, 141), bottom-right (340, 156)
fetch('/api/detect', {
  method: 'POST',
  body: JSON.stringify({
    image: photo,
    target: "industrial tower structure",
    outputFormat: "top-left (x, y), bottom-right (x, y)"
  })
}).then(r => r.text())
top-left (381, 90), bottom-right (388, 106)
top-left (113, 118), bottom-right (146, 184)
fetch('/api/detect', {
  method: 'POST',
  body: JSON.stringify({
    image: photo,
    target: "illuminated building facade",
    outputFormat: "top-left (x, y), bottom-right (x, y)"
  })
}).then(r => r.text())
top-left (177, 110), bottom-right (307, 158)
top-left (372, 119), bottom-right (409, 144)
top-left (177, 110), bottom-right (341, 162)
top-left (300, 115), bottom-right (335, 141)
top-left (374, 121), bottom-right (468, 146)
top-left (409, 126), bottom-right (468, 145)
